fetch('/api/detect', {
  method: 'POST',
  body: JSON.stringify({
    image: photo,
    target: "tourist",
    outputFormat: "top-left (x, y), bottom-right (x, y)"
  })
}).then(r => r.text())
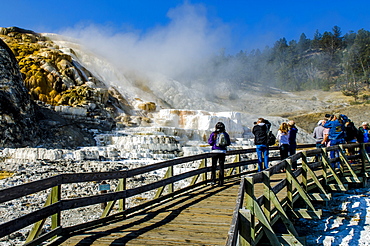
top-left (313, 119), bottom-right (328, 162)
top-left (288, 120), bottom-right (298, 169)
top-left (344, 120), bottom-right (358, 144)
top-left (323, 115), bottom-right (346, 168)
top-left (313, 120), bottom-right (327, 148)
top-left (277, 122), bottom-right (290, 160)
top-left (208, 122), bottom-right (231, 186)
top-left (325, 114), bottom-right (332, 121)
top-left (358, 122), bottom-right (370, 153)
top-left (344, 120), bottom-right (358, 157)
top-left (252, 118), bottom-right (270, 172)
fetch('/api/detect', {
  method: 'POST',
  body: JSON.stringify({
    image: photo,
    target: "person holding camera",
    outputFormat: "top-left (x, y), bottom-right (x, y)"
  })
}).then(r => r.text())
top-left (323, 114), bottom-right (346, 168)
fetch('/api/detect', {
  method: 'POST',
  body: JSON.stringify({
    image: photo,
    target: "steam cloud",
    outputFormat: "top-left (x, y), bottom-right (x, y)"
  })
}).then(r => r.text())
top-left (61, 3), bottom-right (230, 81)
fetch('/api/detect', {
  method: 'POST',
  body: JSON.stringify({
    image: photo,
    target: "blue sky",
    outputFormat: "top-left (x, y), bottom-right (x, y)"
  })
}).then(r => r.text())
top-left (2, 0), bottom-right (370, 54)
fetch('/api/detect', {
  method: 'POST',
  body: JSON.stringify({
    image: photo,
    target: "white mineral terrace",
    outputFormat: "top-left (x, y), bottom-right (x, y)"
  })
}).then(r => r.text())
top-left (0, 108), bottom-right (313, 245)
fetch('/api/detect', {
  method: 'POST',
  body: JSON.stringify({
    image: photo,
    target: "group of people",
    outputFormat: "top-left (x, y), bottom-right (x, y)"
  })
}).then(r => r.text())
top-left (207, 118), bottom-right (298, 187)
top-left (207, 115), bottom-right (370, 186)
top-left (313, 114), bottom-right (370, 167)
top-left (252, 118), bottom-right (298, 172)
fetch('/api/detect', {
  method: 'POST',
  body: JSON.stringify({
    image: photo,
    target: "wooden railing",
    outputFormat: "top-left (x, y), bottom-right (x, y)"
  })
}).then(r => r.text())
top-left (0, 144), bottom-right (305, 245)
top-left (226, 143), bottom-right (370, 246)
top-left (4, 143), bottom-right (364, 246)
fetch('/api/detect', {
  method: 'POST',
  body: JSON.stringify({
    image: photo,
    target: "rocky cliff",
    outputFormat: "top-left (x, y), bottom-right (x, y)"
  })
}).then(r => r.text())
top-left (0, 37), bottom-right (40, 147)
top-left (0, 27), bottom-right (130, 148)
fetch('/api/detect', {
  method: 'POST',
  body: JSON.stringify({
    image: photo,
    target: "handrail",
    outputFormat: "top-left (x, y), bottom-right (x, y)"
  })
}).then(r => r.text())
top-left (0, 143), bottom-right (315, 244)
top-left (226, 142), bottom-right (370, 246)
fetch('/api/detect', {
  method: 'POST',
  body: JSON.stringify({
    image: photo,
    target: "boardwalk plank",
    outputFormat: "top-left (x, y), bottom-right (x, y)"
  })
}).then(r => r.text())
top-left (55, 179), bottom-right (240, 245)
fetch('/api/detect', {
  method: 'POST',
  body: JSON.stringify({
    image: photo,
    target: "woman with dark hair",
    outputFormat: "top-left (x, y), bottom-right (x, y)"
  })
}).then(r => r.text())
top-left (288, 120), bottom-right (298, 169)
top-left (208, 122), bottom-right (231, 186)
top-left (252, 118), bottom-right (270, 172)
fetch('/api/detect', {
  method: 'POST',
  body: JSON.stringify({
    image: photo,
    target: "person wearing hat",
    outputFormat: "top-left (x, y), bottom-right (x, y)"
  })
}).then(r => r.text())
top-left (208, 122), bottom-right (231, 186)
top-left (358, 122), bottom-right (370, 153)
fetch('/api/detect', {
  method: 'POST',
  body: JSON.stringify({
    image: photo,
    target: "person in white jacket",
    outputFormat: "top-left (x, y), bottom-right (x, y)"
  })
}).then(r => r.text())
top-left (277, 122), bottom-right (289, 160)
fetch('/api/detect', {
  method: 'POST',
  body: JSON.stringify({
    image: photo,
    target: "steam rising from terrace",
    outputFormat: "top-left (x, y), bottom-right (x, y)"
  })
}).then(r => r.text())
top-left (60, 3), bottom-right (230, 86)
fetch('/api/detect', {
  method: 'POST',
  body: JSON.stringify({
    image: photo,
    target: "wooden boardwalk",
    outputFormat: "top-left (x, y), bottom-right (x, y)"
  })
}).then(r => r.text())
top-left (2, 143), bottom-right (368, 245)
top-left (51, 179), bottom-right (241, 246)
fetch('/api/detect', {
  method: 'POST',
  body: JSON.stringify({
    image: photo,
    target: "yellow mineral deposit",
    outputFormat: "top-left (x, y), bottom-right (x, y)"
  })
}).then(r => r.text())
top-left (0, 171), bottom-right (13, 180)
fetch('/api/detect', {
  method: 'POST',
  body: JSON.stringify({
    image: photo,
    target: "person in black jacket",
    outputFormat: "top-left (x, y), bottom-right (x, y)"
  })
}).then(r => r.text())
top-left (252, 118), bottom-right (270, 171)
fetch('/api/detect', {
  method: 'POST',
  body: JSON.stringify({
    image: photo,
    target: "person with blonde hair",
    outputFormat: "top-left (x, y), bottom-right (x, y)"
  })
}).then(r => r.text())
top-left (277, 122), bottom-right (289, 160)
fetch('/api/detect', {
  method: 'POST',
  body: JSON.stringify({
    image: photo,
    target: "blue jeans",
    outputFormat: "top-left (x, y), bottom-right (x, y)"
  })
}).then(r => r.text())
top-left (256, 145), bottom-right (269, 171)
top-left (330, 139), bottom-right (345, 168)
top-left (315, 142), bottom-right (326, 162)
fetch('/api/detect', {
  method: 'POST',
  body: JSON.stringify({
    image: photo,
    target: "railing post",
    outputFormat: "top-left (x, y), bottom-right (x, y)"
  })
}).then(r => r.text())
top-left (301, 151), bottom-right (308, 192)
top-left (361, 144), bottom-right (370, 173)
top-left (360, 143), bottom-right (366, 176)
top-left (154, 166), bottom-right (174, 199)
top-left (321, 148), bottom-right (329, 186)
top-left (202, 158), bottom-right (207, 182)
top-left (236, 154), bottom-right (241, 175)
top-left (239, 208), bottom-right (253, 246)
top-left (244, 177), bottom-right (255, 244)
top-left (286, 160), bottom-right (293, 209)
top-left (25, 191), bottom-right (53, 243)
top-left (51, 185), bottom-right (61, 230)
top-left (169, 165), bottom-right (174, 193)
top-left (262, 171), bottom-right (271, 223)
top-left (190, 159), bottom-right (207, 185)
top-left (118, 178), bottom-right (126, 212)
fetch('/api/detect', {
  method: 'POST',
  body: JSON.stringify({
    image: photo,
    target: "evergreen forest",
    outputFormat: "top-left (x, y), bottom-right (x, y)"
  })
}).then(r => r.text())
top-left (196, 26), bottom-right (370, 99)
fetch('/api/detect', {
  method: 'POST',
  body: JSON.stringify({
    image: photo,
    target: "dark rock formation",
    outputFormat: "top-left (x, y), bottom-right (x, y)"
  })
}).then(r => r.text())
top-left (0, 34), bottom-right (110, 148)
top-left (0, 38), bottom-right (40, 147)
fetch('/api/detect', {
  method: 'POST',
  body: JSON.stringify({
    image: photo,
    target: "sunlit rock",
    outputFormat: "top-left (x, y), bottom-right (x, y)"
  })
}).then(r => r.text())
top-left (152, 109), bottom-right (244, 139)
top-left (54, 105), bottom-right (87, 116)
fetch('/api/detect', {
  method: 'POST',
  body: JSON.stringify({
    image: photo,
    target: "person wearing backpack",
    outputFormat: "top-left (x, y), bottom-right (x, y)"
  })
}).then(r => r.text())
top-left (208, 122), bottom-right (231, 186)
top-left (252, 118), bottom-right (270, 172)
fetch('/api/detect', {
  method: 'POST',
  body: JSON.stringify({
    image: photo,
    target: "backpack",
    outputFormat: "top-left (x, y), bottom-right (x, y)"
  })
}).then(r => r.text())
top-left (267, 131), bottom-right (276, 146)
top-left (216, 132), bottom-right (228, 147)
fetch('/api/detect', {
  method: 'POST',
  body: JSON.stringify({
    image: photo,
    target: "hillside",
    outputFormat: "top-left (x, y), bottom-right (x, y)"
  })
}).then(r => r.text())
top-left (0, 26), bottom-right (369, 148)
